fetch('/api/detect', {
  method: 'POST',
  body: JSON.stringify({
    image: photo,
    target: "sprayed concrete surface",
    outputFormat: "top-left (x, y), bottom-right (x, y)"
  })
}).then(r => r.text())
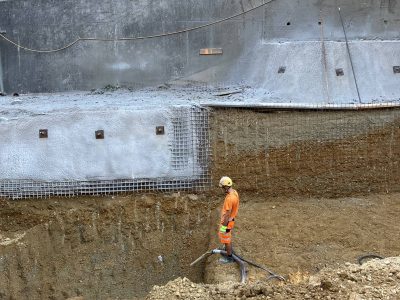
top-left (0, 85), bottom-right (236, 183)
top-left (0, 85), bottom-right (254, 121)
top-left (0, 110), bottom-right (176, 180)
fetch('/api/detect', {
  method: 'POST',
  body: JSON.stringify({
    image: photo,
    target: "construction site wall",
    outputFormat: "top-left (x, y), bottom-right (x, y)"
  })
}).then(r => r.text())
top-left (0, 0), bottom-right (260, 93)
top-left (210, 108), bottom-right (400, 197)
top-left (1, 0), bottom-right (399, 97)
top-left (0, 105), bottom-right (211, 199)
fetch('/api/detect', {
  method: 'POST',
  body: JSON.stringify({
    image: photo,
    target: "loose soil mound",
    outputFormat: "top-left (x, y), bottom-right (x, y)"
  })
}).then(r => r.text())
top-left (146, 257), bottom-right (400, 299)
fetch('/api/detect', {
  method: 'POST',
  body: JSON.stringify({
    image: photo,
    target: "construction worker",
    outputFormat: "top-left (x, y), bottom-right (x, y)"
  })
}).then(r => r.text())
top-left (218, 176), bottom-right (240, 263)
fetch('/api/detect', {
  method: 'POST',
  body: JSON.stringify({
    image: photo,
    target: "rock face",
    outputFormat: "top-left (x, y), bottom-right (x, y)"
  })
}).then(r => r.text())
top-left (146, 257), bottom-right (400, 299)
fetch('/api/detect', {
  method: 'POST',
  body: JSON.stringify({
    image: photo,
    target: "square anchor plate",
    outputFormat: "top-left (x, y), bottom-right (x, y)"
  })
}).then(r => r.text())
top-left (95, 130), bottom-right (104, 139)
top-left (39, 129), bottom-right (48, 138)
top-left (156, 126), bottom-right (165, 135)
top-left (336, 68), bottom-right (344, 76)
top-left (278, 66), bottom-right (286, 74)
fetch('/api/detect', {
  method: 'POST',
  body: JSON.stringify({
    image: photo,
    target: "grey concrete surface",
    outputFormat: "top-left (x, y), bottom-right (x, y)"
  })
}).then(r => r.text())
top-left (223, 40), bottom-right (400, 104)
top-left (0, 0), bottom-right (399, 104)
top-left (0, 0), bottom-right (262, 93)
top-left (0, 104), bottom-right (206, 181)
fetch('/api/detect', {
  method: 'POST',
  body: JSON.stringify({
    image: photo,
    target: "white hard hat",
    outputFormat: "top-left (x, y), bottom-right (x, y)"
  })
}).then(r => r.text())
top-left (219, 176), bottom-right (233, 187)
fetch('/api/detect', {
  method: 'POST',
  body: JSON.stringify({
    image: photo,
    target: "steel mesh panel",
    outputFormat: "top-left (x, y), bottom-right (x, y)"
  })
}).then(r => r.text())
top-left (0, 106), bottom-right (211, 199)
top-left (170, 107), bottom-right (191, 170)
top-left (210, 106), bottom-right (400, 197)
top-left (191, 106), bottom-right (212, 187)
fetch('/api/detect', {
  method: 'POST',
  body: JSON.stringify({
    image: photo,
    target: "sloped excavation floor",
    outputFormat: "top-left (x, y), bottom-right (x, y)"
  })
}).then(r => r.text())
top-left (1, 192), bottom-right (400, 299)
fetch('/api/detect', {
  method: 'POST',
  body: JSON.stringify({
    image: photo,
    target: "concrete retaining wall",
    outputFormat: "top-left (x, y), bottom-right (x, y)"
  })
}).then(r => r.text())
top-left (226, 40), bottom-right (400, 104)
top-left (1, 0), bottom-right (399, 100)
top-left (0, 0), bottom-right (262, 93)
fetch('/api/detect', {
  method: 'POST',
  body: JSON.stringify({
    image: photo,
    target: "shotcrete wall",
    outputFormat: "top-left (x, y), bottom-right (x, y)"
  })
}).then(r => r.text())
top-left (210, 108), bottom-right (400, 197)
top-left (1, 0), bottom-right (399, 99)
top-left (1, 109), bottom-right (174, 180)
top-left (0, 105), bottom-right (211, 198)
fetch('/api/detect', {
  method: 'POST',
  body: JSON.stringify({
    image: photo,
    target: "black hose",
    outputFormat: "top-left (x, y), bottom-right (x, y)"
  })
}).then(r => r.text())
top-left (219, 250), bottom-right (247, 283)
top-left (232, 254), bottom-right (247, 284)
top-left (191, 248), bottom-right (284, 283)
top-left (357, 254), bottom-right (384, 265)
top-left (233, 250), bottom-right (285, 281)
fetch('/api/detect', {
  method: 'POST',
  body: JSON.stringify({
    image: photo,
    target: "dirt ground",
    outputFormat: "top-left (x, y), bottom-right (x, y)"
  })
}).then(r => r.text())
top-left (1, 191), bottom-right (399, 299)
top-left (148, 192), bottom-right (400, 300)
top-left (206, 192), bottom-right (400, 282)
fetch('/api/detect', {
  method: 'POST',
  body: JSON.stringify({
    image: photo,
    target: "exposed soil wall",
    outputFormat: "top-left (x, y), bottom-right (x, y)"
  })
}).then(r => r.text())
top-left (0, 194), bottom-right (217, 299)
top-left (2, 192), bottom-right (400, 299)
top-left (210, 108), bottom-right (400, 197)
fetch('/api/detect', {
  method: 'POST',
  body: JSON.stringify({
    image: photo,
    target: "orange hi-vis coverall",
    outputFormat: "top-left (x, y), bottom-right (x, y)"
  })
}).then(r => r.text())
top-left (218, 189), bottom-right (240, 245)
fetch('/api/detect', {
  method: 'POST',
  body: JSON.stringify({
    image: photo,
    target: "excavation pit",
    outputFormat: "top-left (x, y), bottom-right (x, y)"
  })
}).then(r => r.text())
top-left (1, 0), bottom-right (400, 297)
top-left (1, 191), bottom-right (400, 299)
top-left (0, 90), bottom-right (399, 299)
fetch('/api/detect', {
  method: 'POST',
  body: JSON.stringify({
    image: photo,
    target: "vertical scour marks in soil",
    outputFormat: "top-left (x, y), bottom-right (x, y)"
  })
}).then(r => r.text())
top-left (0, 194), bottom-right (216, 299)
top-left (211, 108), bottom-right (400, 197)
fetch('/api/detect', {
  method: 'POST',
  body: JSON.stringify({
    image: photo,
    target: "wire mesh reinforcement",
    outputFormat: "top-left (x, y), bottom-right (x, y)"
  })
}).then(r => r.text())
top-left (0, 106), bottom-right (211, 199)
top-left (0, 178), bottom-right (206, 199)
top-left (210, 106), bottom-right (400, 197)
top-left (2, 105), bottom-right (399, 199)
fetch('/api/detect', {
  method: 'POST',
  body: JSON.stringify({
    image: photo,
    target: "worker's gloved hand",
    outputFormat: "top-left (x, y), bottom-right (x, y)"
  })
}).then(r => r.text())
top-left (219, 225), bottom-right (227, 233)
